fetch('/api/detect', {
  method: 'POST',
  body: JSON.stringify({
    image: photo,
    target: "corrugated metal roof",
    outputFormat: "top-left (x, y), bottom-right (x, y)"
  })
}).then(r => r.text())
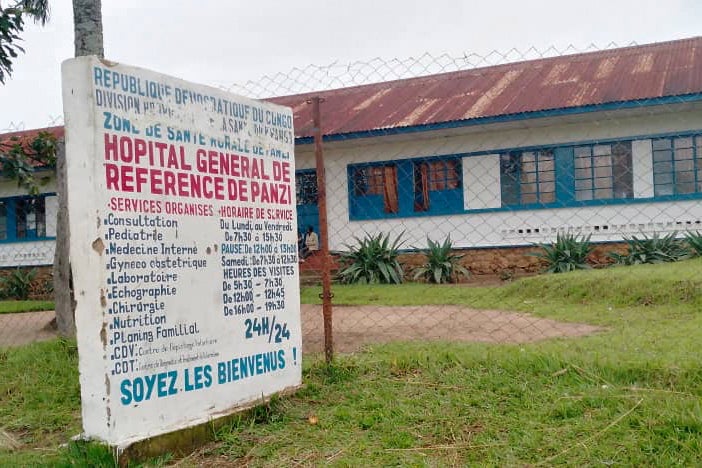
top-left (269, 37), bottom-right (702, 139)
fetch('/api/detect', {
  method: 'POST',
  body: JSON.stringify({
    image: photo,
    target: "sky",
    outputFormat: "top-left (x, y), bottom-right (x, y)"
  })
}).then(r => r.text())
top-left (1, 0), bottom-right (701, 130)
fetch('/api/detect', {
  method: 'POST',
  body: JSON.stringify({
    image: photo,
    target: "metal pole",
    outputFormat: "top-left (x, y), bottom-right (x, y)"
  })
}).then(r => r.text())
top-left (309, 97), bottom-right (334, 363)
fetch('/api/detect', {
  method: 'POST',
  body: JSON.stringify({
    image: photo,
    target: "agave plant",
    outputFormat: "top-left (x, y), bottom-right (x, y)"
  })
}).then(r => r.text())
top-left (531, 233), bottom-right (592, 273)
top-left (609, 231), bottom-right (689, 265)
top-left (685, 231), bottom-right (702, 257)
top-left (413, 236), bottom-right (469, 284)
top-left (337, 232), bottom-right (405, 284)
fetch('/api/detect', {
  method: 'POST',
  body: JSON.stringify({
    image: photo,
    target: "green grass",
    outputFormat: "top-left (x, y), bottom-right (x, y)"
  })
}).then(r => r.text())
top-left (0, 300), bottom-right (54, 314)
top-left (0, 339), bottom-right (81, 466)
top-left (2, 260), bottom-right (702, 465)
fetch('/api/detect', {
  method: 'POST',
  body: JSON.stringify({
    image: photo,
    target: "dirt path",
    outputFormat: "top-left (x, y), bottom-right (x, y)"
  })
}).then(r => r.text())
top-left (0, 310), bottom-right (56, 348)
top-left (0, 306), bottom-right (601, 352)
top-left (300, 304), bottom-right (601, 353)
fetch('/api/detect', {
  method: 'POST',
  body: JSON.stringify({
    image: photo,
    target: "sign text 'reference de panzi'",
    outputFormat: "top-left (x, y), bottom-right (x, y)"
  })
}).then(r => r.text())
top-left (62, 57), bottom-right (301, 446)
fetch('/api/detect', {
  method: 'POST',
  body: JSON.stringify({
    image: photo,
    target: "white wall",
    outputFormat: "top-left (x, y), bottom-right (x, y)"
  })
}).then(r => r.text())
top-left (295, 107), bottom-right (702, 250)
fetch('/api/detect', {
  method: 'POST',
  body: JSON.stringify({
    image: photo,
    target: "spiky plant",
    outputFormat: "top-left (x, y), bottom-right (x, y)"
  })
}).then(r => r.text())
top-left (609, 231), bottom-right (689, 265)
top-left (531, 233), bottom-right (593, 273)
top-left (337, 232), bottom-right (405, 284)
top-left (685, 231), bottom-right (702, 257)
top-left (413, 236), bottom-right (469, 284)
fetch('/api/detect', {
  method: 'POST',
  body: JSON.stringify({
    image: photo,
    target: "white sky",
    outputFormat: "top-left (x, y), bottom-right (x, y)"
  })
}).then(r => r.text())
top-left (1, 0), bottom-right (701, 130)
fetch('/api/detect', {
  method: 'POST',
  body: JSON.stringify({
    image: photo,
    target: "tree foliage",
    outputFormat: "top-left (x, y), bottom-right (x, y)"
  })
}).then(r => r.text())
top-left (0, 0), bottom-right (50, 83)
top-left (0, 131), bottom-right (57, 194)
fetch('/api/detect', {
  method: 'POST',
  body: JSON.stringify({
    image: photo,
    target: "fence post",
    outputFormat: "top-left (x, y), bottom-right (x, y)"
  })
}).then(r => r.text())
top-left (309, 97), bottom-right (334, 363)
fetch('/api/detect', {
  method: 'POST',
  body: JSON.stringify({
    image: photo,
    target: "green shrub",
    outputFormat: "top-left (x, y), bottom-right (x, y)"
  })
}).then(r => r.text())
top-left (337, 232), bottom-right (404, 284)
top-left (413, 236), bottom-right (469, 284)
top-left (0, 268), bottom-right (36, 300)
top-left (531, 233), bottom-right (593, 273)
top-left (609, 231), bottom-right (689, 265)
top-left (685, 231), bottom-right (702, 257)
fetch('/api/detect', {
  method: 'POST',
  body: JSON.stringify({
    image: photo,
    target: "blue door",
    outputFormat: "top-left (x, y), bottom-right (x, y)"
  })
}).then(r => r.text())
top-left (295, 170), bottom-right (319, 238)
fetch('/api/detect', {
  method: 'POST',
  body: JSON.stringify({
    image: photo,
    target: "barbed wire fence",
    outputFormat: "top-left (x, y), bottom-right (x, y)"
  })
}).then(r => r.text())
top-left (2, 40), bottom-right (700, 365)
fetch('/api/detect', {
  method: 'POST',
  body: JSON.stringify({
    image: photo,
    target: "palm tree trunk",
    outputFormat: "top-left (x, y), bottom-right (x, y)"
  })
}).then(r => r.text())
top-left (72, 0), bottom-right (103, 57)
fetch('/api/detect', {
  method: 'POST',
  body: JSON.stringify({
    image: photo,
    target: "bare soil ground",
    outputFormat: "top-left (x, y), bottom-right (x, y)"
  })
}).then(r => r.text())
top-left (300, 304), bottom-right (601, 353)
top-left (0, 306), bottom-right (601, 352)
top-left (0, 310), bottom-right (56, 348)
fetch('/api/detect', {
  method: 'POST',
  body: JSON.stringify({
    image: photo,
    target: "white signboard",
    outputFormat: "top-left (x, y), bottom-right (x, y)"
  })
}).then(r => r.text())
top-left (61, 57), bottom-right (301, 446)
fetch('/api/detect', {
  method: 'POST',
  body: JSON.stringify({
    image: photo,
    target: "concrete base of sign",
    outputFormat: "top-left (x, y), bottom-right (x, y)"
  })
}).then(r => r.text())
top-left (85, 385), bottom-right (301, 466)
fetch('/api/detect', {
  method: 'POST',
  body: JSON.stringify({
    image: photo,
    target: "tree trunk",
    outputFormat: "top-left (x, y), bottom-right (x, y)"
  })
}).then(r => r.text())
top-left (53, 141), bottom-right (75, 337)
top-left (72, 0), bottom-right (104, 57)
top-left (54, 0), bottom-right (104, 337)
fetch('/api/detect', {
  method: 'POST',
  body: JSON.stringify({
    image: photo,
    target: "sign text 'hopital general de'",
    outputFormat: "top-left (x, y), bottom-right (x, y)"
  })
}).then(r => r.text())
top-left (62, 57), bottom-right (301, 446)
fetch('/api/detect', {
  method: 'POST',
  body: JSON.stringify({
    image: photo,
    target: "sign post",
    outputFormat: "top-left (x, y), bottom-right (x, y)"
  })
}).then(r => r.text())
top-left (61, 56), bottom-right (301, 447)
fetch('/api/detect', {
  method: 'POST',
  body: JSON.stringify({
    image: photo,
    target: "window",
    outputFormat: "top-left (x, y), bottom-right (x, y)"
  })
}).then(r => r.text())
top-left (0, 202), bottom-right (6, 240)
top-left (348, 157), bottom-right (464, 220)
top-left (500, 150), bottom-right (555, 206)
top-left (16, 197), bottom-right (46, 239)
top-left (652, 135), bottom-right (702, 196)
top-left (0, 196), bottom-right (51, 242)
top-left (574, 142), bottom-right (633, 200)
top-left (295, 171), bottom-right (318, 206)
top-left (351, 164), bottom-right (398, 214)
top-left (413, 159), bottom-right (461, 212)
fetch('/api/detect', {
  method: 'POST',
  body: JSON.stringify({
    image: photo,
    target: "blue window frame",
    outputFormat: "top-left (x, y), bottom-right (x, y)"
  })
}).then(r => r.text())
top-left (652, 135), bottom-right (702, 196)
top-left (500, 150), bottom-right (556, 206)
top-left (349, 163), bottom-right (399, 219)
top-left (413, 158), bottom-right (461, 212)
top-left (348, 156), bottom-right (463, 220)
top-left (573, 142), bottom-right (633, 201)
top-left (0, 202), bottom-right (7, 241)
top-left (0, 195), bottom-right (50, 243)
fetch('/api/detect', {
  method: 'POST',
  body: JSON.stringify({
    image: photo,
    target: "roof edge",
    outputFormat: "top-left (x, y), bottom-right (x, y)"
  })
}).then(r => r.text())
top-left (294, 92), bottom-right (702, 145)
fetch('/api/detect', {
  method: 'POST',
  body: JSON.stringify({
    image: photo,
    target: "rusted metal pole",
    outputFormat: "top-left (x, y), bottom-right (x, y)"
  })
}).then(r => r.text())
top-left (309, 97), bottom-right (334, 363)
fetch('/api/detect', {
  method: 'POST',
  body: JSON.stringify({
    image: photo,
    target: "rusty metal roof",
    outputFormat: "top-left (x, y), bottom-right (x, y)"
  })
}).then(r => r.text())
top-left (269, 37), bottom-right (702, 140)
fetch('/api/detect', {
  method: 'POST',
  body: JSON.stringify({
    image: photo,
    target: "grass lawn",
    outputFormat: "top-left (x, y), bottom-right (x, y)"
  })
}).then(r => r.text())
top-left (1, 260), bottom-right (701, 465)
top-left (0, 300), bottom-right (54, 314)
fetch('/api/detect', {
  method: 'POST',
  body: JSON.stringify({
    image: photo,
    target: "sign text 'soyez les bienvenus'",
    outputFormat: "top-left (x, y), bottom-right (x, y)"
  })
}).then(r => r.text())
top-left (62, 57), bottom-right (301, 446)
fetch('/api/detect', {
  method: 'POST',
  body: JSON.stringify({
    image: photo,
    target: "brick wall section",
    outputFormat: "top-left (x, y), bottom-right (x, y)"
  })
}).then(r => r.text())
top-left (400, 242), bottom-right (629, 276)
top-left (300, 242), bottom-right (630, 284)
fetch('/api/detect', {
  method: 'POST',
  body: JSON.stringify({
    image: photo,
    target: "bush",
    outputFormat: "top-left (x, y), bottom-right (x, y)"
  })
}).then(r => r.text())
top-left (609, 231), bottom-right (689, 265)
top-left (685, 231), bottom-right (702, 257)
top-left (531, 233), bottom-right (592, 273)
top-left (413, 236), bottom-right (469, 284)
top-left (337, 232), bottom-right (404, 284)
top-left (0, 268), bottom-right (37, 300)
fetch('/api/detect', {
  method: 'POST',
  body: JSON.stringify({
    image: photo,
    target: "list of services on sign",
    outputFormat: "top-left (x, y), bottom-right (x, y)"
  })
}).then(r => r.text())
top-left (62, 57), bottom-right (301, 446)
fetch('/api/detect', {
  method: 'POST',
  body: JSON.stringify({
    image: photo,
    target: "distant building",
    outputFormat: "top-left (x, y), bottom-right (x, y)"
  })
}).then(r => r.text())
top-left (0, 127), bottom-right (61, 267)
top-left (273, 37), bottom-right (702, 252)
top-left (3, 37), bottom-right (702, 269)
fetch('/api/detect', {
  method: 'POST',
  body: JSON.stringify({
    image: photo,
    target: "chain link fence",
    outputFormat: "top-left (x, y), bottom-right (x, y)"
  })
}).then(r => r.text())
top-left (223, 41), bottom-right (701, 358)
top-left (1, 41), bottom-right (701, 361)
